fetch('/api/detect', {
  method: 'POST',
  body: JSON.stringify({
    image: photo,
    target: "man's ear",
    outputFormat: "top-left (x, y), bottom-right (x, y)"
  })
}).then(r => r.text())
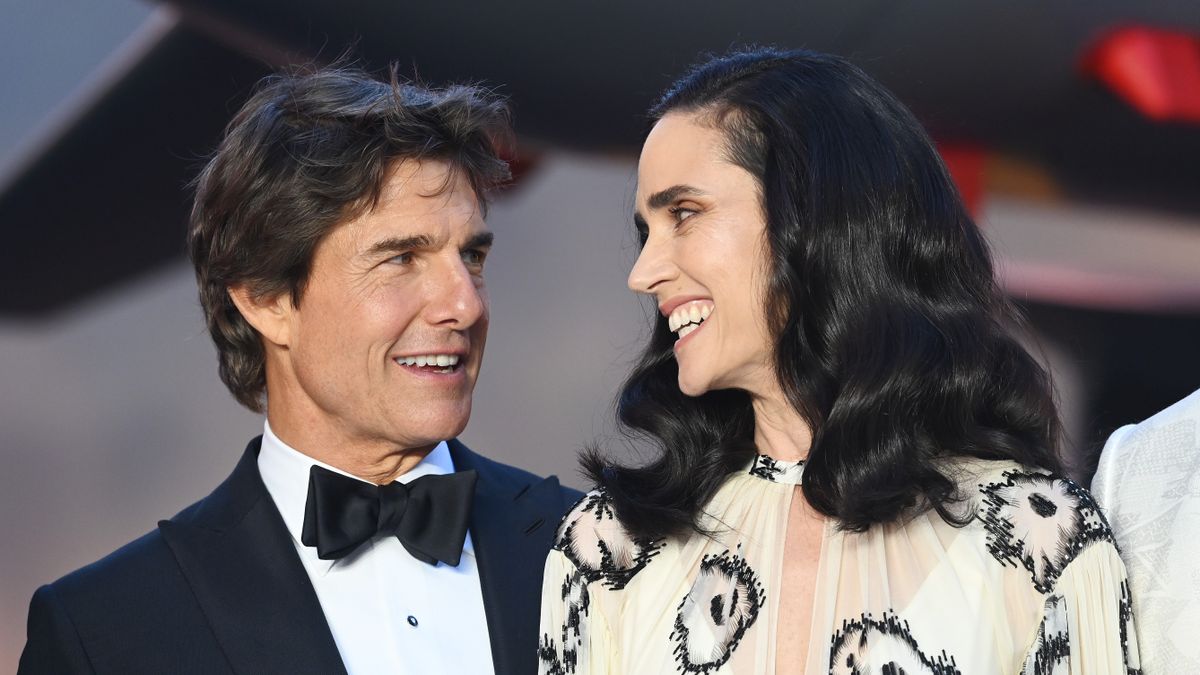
top-left (227, 284), bottom-right (295, 348)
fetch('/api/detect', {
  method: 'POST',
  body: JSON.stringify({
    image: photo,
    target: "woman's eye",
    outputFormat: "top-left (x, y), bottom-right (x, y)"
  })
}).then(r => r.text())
top-left (669, 206), bottom-right (697, 224)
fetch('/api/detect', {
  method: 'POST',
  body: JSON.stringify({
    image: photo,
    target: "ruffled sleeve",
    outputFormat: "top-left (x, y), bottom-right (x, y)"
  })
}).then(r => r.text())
top-left (537, 547), bottom-right (609, 675)
top-left (537, 489), bottom-right (664, 674)
top-left (1021, 524), bottom-right (1141, 674)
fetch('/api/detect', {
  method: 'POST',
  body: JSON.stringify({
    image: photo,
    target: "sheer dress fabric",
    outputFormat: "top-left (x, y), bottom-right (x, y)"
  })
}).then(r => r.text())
top-left (538, 456), bottom-right (1140, 674)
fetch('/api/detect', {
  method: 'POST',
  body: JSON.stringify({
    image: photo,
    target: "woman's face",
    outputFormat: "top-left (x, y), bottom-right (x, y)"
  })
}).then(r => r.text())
top-left (630, 111), bottom-right (776, 397)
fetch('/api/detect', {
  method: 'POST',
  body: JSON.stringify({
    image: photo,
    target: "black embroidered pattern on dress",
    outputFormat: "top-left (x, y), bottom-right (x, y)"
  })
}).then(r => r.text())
top-left (1023, 594), bottom-right (1069, 675)
top-left (538, 569), bottom-right (590, 675)
top-left (1119, 579), bottom-right (1141, 675)
top-left (977, 469), bottom-right (1115, 594)
top-left (670, 548), bottom-right (764, 674)
top-left (829, 613), bottom-right (961, 675)
top-left (748, 454), bottom-right (805, 484)
top-left (749, 455), bottom-right (783, 481)
top-left (554, 490), bottom-right (663, 590)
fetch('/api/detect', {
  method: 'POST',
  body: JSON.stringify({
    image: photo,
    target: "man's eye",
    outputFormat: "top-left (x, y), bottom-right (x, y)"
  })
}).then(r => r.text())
top-left (389, 252), bottom-right (415, 265)
top-left (463, 249), bottom-right (488, 267)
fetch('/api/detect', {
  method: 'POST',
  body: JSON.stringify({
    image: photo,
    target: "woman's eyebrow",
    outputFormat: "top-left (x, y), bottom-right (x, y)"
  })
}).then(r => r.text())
top-left (645, 184), bottom-right (706, 210)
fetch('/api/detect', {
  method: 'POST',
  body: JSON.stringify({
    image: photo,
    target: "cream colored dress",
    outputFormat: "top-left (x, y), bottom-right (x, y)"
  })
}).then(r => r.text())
top-left (538, 455), bottom-right (1140, 674)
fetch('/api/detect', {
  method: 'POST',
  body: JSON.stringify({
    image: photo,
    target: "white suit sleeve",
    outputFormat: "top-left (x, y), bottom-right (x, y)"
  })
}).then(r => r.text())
top-left (1091, 423), bottom-right (1135, 508)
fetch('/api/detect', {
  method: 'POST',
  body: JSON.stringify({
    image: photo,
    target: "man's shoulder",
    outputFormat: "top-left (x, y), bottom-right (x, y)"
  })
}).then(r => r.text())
top-left (46, 528), bottom-right (173, 600)
top-left (44, 487), bottom-right (217, 610)
top-left (448, 438), bottom-right (583, 504)
top-left (23, 494), bottom-right (234, 673)
top-left (37, 443), bottom-right (253, 616)
top-left (26, 524), bottom-right (207, 664)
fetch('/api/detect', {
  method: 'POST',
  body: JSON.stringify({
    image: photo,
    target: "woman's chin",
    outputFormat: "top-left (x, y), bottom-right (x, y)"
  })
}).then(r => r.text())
top-left (676, 373), bottom-right (711, 398)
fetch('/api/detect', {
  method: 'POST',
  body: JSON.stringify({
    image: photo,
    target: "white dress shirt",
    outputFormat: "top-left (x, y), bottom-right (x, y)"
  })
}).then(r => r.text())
top-left (1093, 388), bottom-right (1200, 674)
top-left (258, 422), bottom-right (495, 675)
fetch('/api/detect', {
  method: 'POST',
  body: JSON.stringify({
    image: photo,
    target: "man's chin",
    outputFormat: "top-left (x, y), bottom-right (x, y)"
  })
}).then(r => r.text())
top-left (401, 408), bottom-right (472, 444)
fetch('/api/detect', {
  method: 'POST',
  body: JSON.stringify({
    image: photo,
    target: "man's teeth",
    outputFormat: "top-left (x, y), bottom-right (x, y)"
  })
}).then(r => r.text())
top-left (396, 354), bottom-right (460, 368)
top-left (667, 302), bottom-right (713, 333)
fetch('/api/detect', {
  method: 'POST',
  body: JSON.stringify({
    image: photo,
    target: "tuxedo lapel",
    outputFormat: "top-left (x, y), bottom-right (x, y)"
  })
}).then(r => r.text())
top-left (158, 438), bottom-right (347, 675)
top-left (450, 440), bottom-right (570, 675)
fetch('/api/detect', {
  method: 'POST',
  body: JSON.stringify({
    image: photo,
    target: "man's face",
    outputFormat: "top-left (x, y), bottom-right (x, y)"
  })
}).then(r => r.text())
top-left (276, 159), bottom-right (492, 452)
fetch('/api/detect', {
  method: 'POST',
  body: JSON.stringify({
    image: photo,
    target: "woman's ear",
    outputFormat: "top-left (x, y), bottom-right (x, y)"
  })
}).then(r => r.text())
top-left (227, 284), bottom-right (295, 348)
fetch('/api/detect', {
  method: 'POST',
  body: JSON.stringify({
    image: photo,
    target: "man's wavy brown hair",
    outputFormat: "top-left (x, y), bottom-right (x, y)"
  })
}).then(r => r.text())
top-left (188, 66), bottom-right (511, 412)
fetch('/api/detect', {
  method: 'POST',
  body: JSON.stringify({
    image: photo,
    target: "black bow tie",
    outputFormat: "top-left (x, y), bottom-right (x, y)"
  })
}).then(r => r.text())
top-left (301, 465), bottom-right (477, 566)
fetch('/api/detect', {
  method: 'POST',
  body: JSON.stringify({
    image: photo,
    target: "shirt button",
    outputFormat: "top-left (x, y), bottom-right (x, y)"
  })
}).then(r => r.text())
top-left (407, 615), bottom-right (418, 627)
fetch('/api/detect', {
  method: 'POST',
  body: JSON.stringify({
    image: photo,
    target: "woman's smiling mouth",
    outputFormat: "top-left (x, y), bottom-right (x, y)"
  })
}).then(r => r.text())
top-left (666, 300), bottom-right (714, 346)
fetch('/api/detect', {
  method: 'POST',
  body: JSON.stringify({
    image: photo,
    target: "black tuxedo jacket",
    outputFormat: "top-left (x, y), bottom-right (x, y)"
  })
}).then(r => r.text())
top-left (19, 437), bottom-right (581, 675)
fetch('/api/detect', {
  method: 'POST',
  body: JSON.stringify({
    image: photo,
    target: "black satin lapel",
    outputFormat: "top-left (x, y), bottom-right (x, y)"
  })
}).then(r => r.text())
top-left (159, 442), bottom-right (347, 675)
top-left (451, 442), bottom-right (566, 675)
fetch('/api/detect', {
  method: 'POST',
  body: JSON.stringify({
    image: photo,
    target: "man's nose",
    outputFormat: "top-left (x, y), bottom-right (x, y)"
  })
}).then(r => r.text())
top-left (428, 259), bottom-right (486, 328)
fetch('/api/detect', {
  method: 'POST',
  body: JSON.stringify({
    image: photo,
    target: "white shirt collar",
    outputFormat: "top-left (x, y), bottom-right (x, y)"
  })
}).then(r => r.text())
top-left (256, 420), bottom-right (470, 575)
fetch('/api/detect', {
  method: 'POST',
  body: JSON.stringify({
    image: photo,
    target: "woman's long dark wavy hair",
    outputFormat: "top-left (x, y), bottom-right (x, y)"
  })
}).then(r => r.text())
top-left (583, 47), bottom-right (1063, 540)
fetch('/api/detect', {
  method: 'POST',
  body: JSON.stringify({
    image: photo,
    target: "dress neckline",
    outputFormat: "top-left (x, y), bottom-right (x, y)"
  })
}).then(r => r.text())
top-left (747, 454), bottom-right (805, 485)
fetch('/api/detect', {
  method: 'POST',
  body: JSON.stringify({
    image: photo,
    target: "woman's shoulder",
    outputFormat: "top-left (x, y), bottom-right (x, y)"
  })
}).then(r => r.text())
top-left (551, 488), bottom-right (666, 590)
top-left (946, 457), bottom-right (1120, 595)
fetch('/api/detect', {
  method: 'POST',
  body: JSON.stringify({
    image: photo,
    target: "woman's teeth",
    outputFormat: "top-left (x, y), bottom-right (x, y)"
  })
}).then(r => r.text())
top-left (668, 302), bottom-right (713, 335)
top-left (396, 354), bottom-right (460, 371)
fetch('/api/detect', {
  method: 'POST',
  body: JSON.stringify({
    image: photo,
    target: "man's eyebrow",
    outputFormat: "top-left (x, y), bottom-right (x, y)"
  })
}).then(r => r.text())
top-left (366, 235), bottom-right (436, 257)
top-left (645, 184), bottom-right (705, 211)
top-left (365, 232), bottom-right (494, 258)
top-left (464, 231), bottom-right (494, 249)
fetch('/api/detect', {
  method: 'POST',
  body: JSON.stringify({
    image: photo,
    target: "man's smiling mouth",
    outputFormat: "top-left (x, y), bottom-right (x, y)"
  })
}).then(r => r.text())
top-left (394, 354), bottom-right (462, 374)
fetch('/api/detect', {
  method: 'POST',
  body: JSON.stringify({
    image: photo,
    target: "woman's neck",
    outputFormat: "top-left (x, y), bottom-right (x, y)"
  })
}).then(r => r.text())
top-left (750, 385), bottom-right (813, 462)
